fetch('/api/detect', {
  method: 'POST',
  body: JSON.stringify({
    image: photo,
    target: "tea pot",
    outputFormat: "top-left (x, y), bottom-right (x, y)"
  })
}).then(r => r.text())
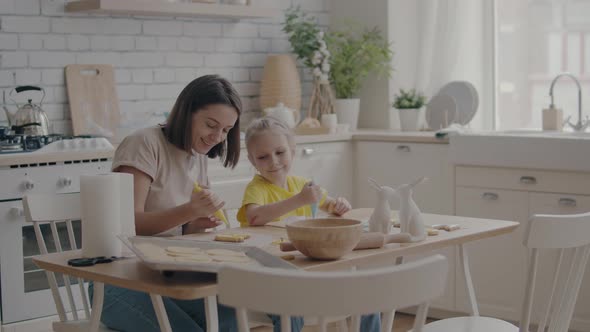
top-left (2, 86), bottom-right (50, 136)
top-left (263, 102), bottom-right (300, 128)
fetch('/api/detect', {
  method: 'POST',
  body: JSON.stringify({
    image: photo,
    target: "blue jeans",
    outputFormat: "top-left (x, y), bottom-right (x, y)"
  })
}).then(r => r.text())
top-left (89, 283), bottom-right (237, 332)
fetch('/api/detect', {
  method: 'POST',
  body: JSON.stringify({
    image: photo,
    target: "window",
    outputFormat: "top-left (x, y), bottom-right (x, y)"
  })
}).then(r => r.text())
top-left (495, 0), bottom-right (590, 130)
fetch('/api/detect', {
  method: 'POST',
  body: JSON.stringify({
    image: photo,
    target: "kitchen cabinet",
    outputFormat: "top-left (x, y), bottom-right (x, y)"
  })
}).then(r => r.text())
top-left (454, 165), bottom-right (590, 331)
top-left (292, 141), bottom-right (353, 201)
top-left (354, 141), bottom-right (453, 214)
top-left (354, 141), bottom-right (455, 311)
top-left (65, 0), bottom-right (279, 19)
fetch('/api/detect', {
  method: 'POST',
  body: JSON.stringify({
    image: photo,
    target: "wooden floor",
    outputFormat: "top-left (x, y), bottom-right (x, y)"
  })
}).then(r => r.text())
top-left (251, 313), bottom-right (435, 332)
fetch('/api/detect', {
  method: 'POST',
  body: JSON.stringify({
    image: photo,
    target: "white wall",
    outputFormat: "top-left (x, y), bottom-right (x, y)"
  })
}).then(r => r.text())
top-left (0, 0), bottom-right (330, 139)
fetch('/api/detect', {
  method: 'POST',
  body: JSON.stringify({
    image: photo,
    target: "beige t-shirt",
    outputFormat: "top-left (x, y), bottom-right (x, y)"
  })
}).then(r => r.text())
top-left (112, 126), bottom-right (208, 236)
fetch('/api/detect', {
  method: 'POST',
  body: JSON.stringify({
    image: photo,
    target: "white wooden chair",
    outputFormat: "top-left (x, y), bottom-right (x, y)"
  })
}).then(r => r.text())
top-left (218, 254), bottom-right (449, 332)
top-left (22, 193), bottom-right (116, 332)
top-left (422, 211), bottom-right (590, 332)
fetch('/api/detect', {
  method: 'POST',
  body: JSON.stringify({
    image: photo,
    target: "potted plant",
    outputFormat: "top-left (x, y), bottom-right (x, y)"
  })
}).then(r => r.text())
top-left (327, 26), bottom-right (393, 130)
top-left (283, 7), bottom-right (334, 132)
top-left (393, 88), bottom-right (427, 131)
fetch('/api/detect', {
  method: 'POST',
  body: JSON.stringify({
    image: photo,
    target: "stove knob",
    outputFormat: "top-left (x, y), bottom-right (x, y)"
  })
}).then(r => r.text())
top-left (59, 176), bottom-right (73, 188)
top-left (10, 207), bottom-right (24, 217)
top-left (23, 180), bottom-right (35, 191)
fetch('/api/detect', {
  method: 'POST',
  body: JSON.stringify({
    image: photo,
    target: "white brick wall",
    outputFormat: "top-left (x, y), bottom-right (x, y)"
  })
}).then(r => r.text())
top-left (0, 0), bottom-right (329, 135)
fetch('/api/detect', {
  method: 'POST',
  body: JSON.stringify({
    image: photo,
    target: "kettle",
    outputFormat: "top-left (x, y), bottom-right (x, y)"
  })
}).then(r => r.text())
top-left (262, 102), bottom-right (300, 129)
top-left (2, 86), bottom-right (50, 136)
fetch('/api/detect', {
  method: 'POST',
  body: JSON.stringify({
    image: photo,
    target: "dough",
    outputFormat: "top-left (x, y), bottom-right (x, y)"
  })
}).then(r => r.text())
top-left (174, 255), bottom-right (213, 263)
top-left (165, 246), bottom-right (202, 254)
top-left (206, 249), bottom-right (246, 257)
top-left (212, 255), bottom-right (251, 263)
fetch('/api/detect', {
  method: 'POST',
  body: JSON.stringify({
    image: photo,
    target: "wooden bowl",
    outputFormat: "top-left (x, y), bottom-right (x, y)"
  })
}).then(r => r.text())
top-left (286, 218), bottom-right (363, 260)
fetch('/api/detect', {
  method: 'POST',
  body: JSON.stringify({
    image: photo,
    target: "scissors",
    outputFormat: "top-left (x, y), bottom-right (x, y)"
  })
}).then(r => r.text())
top-left (67, 256), bottom-right (118, 267)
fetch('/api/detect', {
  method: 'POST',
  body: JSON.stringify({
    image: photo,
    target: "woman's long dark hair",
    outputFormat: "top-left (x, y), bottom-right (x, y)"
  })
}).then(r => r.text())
top-left (164, 75), bottom-right (242, 168)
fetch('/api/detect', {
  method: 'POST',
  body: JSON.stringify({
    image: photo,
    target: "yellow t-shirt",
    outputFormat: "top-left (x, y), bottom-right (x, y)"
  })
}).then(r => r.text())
top-left (237, 174), bottom-right (327, 227)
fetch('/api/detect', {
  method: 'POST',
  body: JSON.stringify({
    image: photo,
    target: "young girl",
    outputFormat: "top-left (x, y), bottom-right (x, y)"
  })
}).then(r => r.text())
top-left (237, 117), bottom-right (380, 332)
top-left (237, 116), bottom-right (351, 226)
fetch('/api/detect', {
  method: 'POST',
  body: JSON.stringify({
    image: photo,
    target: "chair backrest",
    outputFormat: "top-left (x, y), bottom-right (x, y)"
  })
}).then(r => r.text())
top-left (22, 193), bottom-right (90, 323)
top-left (218, 254), bottom-right (448, 332)
top-left (520, 212), bottom-right (590, 332)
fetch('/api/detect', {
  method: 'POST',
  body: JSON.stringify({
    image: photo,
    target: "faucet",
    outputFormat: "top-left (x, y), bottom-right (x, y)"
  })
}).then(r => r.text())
top-left (549, 72), bottom-right (589, 132)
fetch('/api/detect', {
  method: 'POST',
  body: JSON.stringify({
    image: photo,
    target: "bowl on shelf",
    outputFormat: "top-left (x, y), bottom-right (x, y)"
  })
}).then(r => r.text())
top-left (285, 218), bottom-right (363, 260)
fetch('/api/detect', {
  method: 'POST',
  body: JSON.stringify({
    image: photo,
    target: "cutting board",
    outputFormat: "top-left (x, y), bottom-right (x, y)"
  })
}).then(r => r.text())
top-left (65, 64), bottom-right (120, 139)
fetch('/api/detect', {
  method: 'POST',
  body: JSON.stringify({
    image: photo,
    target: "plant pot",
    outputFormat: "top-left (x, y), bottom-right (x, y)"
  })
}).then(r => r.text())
top-left (398, 107), bottom-right (423, 132)
top-left (334, 98), bottom-right (360, 130)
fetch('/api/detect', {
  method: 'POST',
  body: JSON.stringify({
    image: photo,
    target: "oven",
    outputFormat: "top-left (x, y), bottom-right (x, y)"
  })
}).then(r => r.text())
top-left (0, 157), bottom-right (112, 323)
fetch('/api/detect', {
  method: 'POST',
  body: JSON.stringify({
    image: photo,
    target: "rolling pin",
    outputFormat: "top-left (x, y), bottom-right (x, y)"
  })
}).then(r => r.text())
top-left (193, 183), bottom-right (229, 227)
top-left (279, 232), bottom-right (412, 252)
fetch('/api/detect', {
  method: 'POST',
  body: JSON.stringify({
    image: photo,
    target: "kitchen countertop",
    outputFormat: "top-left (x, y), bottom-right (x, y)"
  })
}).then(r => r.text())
top-left (0, 130), bottom-right (444, 167)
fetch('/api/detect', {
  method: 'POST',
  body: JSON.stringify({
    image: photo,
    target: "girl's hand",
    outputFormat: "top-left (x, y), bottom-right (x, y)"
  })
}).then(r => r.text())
top-left (329, 197), bottom-right (352, 216)
top-left (188, 189), bottom-right (225, 218)
top-left (184, 216), bottom-right (223, 234)
top-left (298, 182), bottom-right (323, 205)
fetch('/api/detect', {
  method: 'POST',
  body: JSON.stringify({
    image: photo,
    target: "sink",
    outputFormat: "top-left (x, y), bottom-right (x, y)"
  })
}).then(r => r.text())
top-left (494, 129), bottom-right (590, 138)
top-left (450, 130), bottom-right (590, 172)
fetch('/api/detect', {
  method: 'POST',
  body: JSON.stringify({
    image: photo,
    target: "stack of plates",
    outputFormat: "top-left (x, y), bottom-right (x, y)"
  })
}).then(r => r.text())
top-left (426, 81), bottom-right (479, 130)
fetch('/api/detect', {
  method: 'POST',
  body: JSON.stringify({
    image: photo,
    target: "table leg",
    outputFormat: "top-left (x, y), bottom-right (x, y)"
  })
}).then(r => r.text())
top-left (88, 282), bottom-right (105, 332)
top-left (150, 294), bottom-right (173, 332)
top-left (459, 244), bottom-right (480, 316)
top-left (205, 295), bottom-right (219, 332)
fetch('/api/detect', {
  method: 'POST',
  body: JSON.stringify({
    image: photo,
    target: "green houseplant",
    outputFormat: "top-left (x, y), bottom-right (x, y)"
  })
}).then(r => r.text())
top-left (327, 25), bottom-right (393, 130)
top-left (393, 88), bottom-right (428, 131)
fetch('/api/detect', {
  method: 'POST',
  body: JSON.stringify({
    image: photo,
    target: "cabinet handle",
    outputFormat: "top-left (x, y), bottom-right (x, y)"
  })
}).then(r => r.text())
top-left (23, 180), bottom-right (35, 191)
top-left (520, 176), bottom-right (537, 185)
top-left (558, 198), bottom-right (577, 207)
top-left (482, 192), bottom-right (499, 201)
top-left (397, 145), bottom-right (411, 152)
top-left (302, 147), bottom-right (314, 156)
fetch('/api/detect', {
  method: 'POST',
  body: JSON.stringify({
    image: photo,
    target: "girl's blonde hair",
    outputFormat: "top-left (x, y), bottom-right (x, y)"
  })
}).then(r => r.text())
top-left (245, 116), bottom-right (295, 147)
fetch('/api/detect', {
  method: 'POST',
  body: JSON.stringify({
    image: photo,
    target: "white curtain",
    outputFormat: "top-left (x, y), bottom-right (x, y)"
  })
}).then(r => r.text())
top-left (413, 0), bottom-right (492, 130)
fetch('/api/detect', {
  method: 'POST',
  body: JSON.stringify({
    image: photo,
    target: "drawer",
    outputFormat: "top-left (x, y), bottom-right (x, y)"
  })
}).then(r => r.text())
top-left (455, 166), bottom-right (590, 195)
top-left (0, 162), bottom-right (110, 200)
top-left (529, 192), bottom-right (590, 214)
top-left (296, 141), bottom-right (351, 159)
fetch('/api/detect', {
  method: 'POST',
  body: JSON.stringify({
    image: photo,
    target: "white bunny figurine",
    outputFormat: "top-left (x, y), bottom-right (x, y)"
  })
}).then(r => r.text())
top-left (367, 178), bottom-right (396, 234)
top-left (367, 177), bottom-right (428, 243)
top-left (395, 177), bottom-right (428, 242)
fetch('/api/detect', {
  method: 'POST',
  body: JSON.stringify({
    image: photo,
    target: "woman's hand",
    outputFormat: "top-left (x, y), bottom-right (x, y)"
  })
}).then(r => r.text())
top-left (297, 182), bottom-right (323, 205)
top-left (187, 189), bottom-right (225, 218)
top-left (327, 197), bottom-right (352, 216)
top-left (184, 216), bottom-right (223, 234)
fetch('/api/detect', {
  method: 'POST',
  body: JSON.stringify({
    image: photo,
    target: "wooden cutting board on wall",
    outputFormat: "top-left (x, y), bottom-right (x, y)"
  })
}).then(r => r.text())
top-left (65, 64), bottom-right (120, 139)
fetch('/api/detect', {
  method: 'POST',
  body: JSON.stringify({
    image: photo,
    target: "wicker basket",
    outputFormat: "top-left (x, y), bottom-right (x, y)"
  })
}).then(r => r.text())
top-left (259, 55), bottom-right (302, 112)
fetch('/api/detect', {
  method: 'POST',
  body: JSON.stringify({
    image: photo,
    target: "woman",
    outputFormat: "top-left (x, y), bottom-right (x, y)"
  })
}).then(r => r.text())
top-left (89, 75), bottom-right (242, 332)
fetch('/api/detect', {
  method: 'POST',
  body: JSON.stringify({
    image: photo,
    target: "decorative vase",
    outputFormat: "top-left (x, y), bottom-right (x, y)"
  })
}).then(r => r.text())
top-left (334, 98), bottom-right (360, 130)
top-left (259, 55), bottom-right (301, 113)
top-left (398, 107), bottom-right (423, 131)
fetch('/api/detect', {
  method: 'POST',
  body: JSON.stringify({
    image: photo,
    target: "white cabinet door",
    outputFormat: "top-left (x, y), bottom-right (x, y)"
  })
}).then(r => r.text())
top-left (455, 187), bottom-right (529, 321)
top-left (355, 141), bottom-right (454, 311)
top-left (529, 192), bottom-right (590, 332)
top-left (354, 141), bottom-right (452, 214)
top-left (292, 142), bottom-right (352, 201)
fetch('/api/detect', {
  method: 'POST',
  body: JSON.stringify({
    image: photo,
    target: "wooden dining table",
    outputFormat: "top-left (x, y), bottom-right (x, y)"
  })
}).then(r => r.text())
top-left (33, 208), bottom-right (519, 332)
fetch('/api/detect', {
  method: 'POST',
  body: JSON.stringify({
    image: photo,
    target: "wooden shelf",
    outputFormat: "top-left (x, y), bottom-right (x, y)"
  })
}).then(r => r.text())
top-left (65, 0), bottom-right (280, 19)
